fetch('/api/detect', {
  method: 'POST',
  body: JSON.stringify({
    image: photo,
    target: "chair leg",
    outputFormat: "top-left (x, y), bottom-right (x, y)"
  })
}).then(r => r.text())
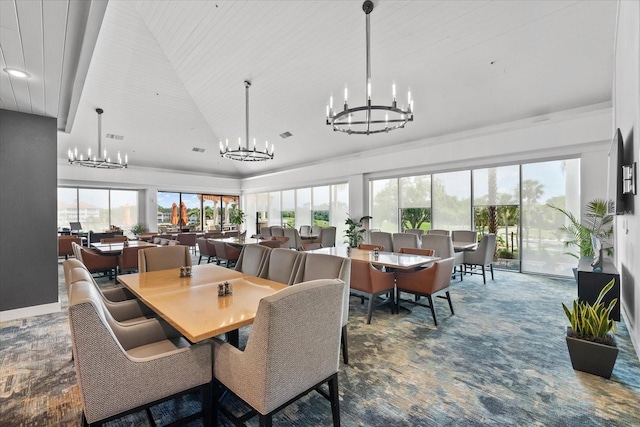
top-left (328, 374), bottom-right (341, 427)
top-left (490, 263), bottom-right (494, 280)
top-left (366, 295), bottom-right (374, 324)
top-left (445, 291), bottom-right (454, 315)
top-left (482, 265), bottom-right (486, 284)
top-left (427, 295), bottom-right (437, 326)
top-left (341, 325), bottom-right (349, 364)
top-left (198, 255), bottom-right (203, 265)
top-left (259, 414), bottom-right (273, 427)
top-left (202, 382), bottom-right (213, 427)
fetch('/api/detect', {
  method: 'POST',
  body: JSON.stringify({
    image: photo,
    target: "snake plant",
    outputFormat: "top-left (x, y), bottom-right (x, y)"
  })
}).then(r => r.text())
top-left (562, 279), bottom-right (617, 345)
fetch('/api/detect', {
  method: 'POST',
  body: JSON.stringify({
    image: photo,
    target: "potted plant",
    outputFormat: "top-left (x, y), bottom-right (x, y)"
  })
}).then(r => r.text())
top-left (344, 214), bottom-right (372, 248)
top-left (229, 208), bottom-right (246, 231)
top-left (562, 278), bottom-right (618, 379)
top-left (130, 223), bottom-right (147, 238)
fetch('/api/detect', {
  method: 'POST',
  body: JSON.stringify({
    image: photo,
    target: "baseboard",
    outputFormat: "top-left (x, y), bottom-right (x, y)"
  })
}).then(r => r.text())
top-left (0, 302), bottom-right (61, 322)
top-left (621, 302), bottom-right (640, 362)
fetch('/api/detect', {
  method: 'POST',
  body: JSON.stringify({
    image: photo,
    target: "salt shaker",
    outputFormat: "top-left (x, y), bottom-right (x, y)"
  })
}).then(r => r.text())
top-left (218, 283), bottom-right (225, 297)
top-left (180, 266), bottom-right (185, 277)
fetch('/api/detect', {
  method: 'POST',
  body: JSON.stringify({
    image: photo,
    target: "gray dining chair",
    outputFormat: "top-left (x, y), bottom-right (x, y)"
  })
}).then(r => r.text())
top-left (260, 248), bottom-right (305, 285)
top-left (235, 244), bottom-right (271, 276)
top-left (284, 227), bottom-right (304, 250)
top-left (392, 232), bottom-right (419, 252)
top-left (138, 245), bottom-right (191, 272)
top-left (421, 234), bottom-right (464, 280)
top-left (369, 231), bottom-right (393, 252)
top-left (319, 226), bottom-right (337, 247)
top-left (464, 233), bottom-right (497, 284)
top-left (428, 229), bottom-right (450, 236)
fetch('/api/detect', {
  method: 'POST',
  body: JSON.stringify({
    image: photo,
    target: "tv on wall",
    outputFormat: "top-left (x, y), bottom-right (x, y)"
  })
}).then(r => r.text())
top-left (607, 128), bottom-right (624, 215)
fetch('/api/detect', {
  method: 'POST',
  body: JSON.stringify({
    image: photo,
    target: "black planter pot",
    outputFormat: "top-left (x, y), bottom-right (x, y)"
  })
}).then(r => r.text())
top-left (565, 328), bottom-right (618, 379)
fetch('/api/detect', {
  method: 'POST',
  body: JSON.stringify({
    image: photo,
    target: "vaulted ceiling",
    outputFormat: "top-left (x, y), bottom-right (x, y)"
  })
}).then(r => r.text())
top-left (1, 0), bottom-right (617, 178)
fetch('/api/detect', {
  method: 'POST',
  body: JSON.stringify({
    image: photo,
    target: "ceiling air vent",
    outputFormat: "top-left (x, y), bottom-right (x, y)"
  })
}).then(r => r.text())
top-left (192, 147), bottom-right (205, 153)
top-left (106, 134), bottom-right (124, 140)
top-left (279, 131), bottom-right (293, 139)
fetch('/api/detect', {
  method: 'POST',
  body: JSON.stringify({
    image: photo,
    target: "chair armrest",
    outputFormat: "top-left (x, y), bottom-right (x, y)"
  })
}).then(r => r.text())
top-left (369, 266), bottom-right (396, 293)
top-left (105, 298), bottom-right (154, 322)
top-left (111, 317), bottom-right (183, 351)
top-left (395, 263), bottom-right (437, 292)
top-left (102, 286), bottom-right (136, 302)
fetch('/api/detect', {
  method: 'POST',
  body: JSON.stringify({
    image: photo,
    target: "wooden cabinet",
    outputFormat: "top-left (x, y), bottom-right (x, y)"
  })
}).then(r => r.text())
top-left (576, 257), bottom-right (620, 321)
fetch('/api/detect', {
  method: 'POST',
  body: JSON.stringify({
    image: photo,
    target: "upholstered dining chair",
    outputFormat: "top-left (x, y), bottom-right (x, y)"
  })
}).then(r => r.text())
top-left (117, 245), bottom-right (146, 274)
top-left (138, 245), bottom-right (191, 272)
top-left (177, 233), bottom-right (197, 254)
top-left (358, 243), bottom-right (385, 251)
top-left (67, 274), bottom-right (212, 427)
top-left (235, 244), bottom-right (271, 276)
top-left (293, 253), bottom-right (351, 364)
top-left (421, 234), bottom-right (464, 280)
top-left (283, 228), bottom-right (304, 250)
top-left (196, 238), bottom-right (217, 264)
top-left (100, 236), bottom-right (128, 243)
top-left (399, 247), bottom-right (435, 256)
top-left (349, 259), bottom-right (396, 324)
top-left (270, 226), bottom-right (284, 237)
top-left (71, 242), bottom-right (118, 280)
top-left (213, 279), bottom-right (345, 427)
top-left (427, 229), bottom-right (450, 236)
top-left (59, 235), bottom-right (82, 259)
top-left (258, 239), bottom-right (282, 249)
top-left (319, 226), bottom-right (337, 247)
top-left (299, 225), bottom-right (311, 235)
top-left (395, 257), bottom-right (455, 326)
top-left (300, 242), bottom-right (323, 251)
top-left (260, 227), bottom-right (272, 238)
top-left (405, 228), bottom-right (424, 236)
top-left (259, 248), bottom-right (305, 285)
top-left (392, 233), bottom-right (419, 252)
top-left (271, 236), bottom-right (290, 248)
top-left (370, 232), bottom-right (394, 254)
top-left (463, 233), bottom-right (497, 284)
top-left (212, 240), bottom-right (242, 268)
top-left (452, 230), bottom-right (478, 247)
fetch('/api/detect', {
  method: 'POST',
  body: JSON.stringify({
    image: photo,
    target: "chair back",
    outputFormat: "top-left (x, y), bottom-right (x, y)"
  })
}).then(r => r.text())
top-left (427, 229), bottom-right (450, 236)
top-left (421, 234), bottom-right (454, 258)
top-left (311, 225), bottom-right (322, 235)
top-left (283, 228), bottom-right (302, 249)
top-left (259, 239), bottom-right (282, 248)
top-left (399, 247), bottom-right (435, 256)
top-left (71, 241), bottom-right (83, 261)
top-left (261, 248), bottom-right (305, 285)
top-left (177, 233), bottom-right (197, 247)
top-left (118, 246), bottom-right (145, 272)
top-left (260, 227), bottom-right (272, 237)
top-left (270, 226), bottom-right (284, 237)
top-left (299, 225), bottom-right (311, 235)
top-left (100, 236), bottom-right (128, 243)
top-left (349, 259), bottom-right (375, 293)
top-left (220, 279), bottom-right (345, 415)
top-left (59, 235), bottom-right (82, 257)
top-left (405, 228), bottom-right (424, 236)
top-left (370, 232), bottom-right (393, 253)
top-left (319, 226), bottom-right (337, 247)
top-left (452, 230), bottom-right (478, 244)
top-left (212, 240), bottom-right (241, 265)
top-left (392, 233), bottom-right (419, 252)
top-left (300, 242), bottom-right (323, 251)
top-left (271, 236), bottom-right (290, 248)
top-left (138, 245), bottom-right (191, 272)
top-left (196, 238), bottom-right (210, 256)
top-left (358, 243), bottom-right (385, 251)
top-left (464, 233), bottom-right (496, 265)
top-left (235, 245), bottom-right (271, 276)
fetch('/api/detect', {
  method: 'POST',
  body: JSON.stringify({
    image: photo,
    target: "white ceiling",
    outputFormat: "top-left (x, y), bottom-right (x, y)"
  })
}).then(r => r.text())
top-left (1, 0), bottom-right (617, 179)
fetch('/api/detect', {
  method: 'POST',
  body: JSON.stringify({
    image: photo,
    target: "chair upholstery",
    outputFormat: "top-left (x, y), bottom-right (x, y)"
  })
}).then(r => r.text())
top-left (177, 233), bottom-right (197, 254)
top-left (270, 226), bottom-right (284, 237)
top-left (138, 245), bottom-right (191, 272)
top-left (395, 257), bottom-right (455, 326)
top-left (405, 228), bottom-right (424, 236)
top-left (293, 253), bottom-right (351, 364)
top-left (300, 242), bottom-right (323, 251)
top-left (59, 235), bottom-right (82, 259)
top-left (260, 248), bottom-right (305, 286)
top-left (64, 259), bottom-right (154, 323)
top-left (213, 279), bottom-right (344, 426)
top-left (117, 246), bottom-right (146, 274)
top-left (260, 227), bottom-right (272, 238)
top-left (271, 236), bottom-right (290, 248)
top-left (358, 243), bottom-right (385, 251)
top-left (349, 259), bottom-right (396, 324)
top-left (319, 226), bottom-right (337, 247)
top-left (463, 233), bottom-right (497, 284)
top-left (67, 269), bottom-right (212, 426)
top-left (392, 233), bottom-right (419, 252)
top-left (196, 238), bottom-right (217, 264)
top-left (71, 242), bottom-right (118, 279)
top-left (399, 247), bottom-right (435, 256)
top-left (235, 245), bottom-right (271, 276)
top-left (421, 234), bottom-right (464, 280)
top-left (452, 230), bottom-right (478, 246)
top-left (370, 232), bottom-right (394, 254)
top-left (311, 225), bottom-right (322, 235)
top-left (427, 229), bottom-right (450, 236)
top-left (299, 225), bottom-right (311, 235)
top-left (283, 228), bottom-right (304, 250)
top-left (100, 236), bottom-right (128, 243)
top-left (212, 240), bottom-right (242, 268)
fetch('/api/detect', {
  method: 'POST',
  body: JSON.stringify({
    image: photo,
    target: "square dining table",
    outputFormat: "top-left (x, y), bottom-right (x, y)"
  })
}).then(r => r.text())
top-left (117, 264), bottom-right (288, 344)
top-left (307, 247), bottom-right (439, 270)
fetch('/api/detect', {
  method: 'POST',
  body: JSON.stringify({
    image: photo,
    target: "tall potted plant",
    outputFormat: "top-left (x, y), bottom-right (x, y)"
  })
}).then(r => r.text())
top-left (229, 208), bottom-right (246, 231)
top-left (562, 279), bottom-right (618, 378)
top-left (344, 214), bottom-right (372, 248)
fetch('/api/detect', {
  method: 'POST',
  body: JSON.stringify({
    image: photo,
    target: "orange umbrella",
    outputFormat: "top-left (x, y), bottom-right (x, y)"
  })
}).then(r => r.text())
top-left (180, 202), bottom-right (188, 227)
top-left (170, 203), bottom-right (178, 225)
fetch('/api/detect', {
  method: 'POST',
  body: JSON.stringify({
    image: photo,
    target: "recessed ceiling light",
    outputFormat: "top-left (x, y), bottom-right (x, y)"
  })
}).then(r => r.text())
top-left (3, 68), bottom-right (30, 78)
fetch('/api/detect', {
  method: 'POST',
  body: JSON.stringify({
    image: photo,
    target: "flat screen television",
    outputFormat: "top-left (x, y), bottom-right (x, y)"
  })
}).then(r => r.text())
top-left (607, 128), bottom-right (624, 215)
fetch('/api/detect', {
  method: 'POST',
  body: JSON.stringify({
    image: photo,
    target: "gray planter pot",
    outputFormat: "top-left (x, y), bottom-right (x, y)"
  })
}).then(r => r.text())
top-left (565, 327), bottom-right (618, 379)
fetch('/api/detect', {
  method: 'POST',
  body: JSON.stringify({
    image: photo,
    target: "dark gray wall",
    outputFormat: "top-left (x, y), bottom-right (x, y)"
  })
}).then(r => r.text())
top-left (0, 109), bottom-right (58, 311)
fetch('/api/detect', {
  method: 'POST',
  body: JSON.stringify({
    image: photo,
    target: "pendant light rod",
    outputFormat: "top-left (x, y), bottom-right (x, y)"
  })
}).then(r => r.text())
top-left (96, 108), bottom-right (104, 157)
top-left (245, 80), bottom-right (250, 150)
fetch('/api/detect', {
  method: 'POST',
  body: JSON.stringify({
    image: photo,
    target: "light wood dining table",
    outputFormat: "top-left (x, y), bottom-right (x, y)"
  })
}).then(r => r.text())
top-left (117, 264), bottom-right (288, 344)
top-left (307, 247), bottom-right (439, 270)
top-left (91, 240), bottom-right (157, 254)
top-left (209, 236), bottom-right (266, 246)
top-left (452, 241), bottom-right (478, 252)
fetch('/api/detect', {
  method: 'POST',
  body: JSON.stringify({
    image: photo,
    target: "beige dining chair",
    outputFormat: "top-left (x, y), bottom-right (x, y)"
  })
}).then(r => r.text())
top-left (213, 279), bottom-right (344, 427)
top-left (259, 248), bottom-right (305, 285)
top-left (196, 238), bottom-right (217, 264)
top-left (319, 226), bottom-right (337, 247)
top-left (300, 242), bottom-right (323, 251)
top-left (270, 226), bottom-right (284, 237)
top-left (392, 232), bottom-right (420, 252)
top-left (293, 253), bottom-right (351, 364)
top-left (212, 240), bottom-right (242, 268)
top-left (428, 229), bottom-right (450, 236)
top-left (421, 234), bottom-right (464, 280)
top-left (452, 230), bottom-right (479, 247)
top-left (299, 225), bottom-right (312, 235)
top-left (283, 227), bottom-right (304, 250)
top-left (235, 244), bottom-right (271, 276)
top-left (463, 233), bottom-right (497, 284)
top-left (138, 245), bottom-right (191, 272)
top-left (67, 274), bottom-right (212, 426)
top-left (370, 232), bottom-right (393, 253)
top-left (405, 228), bottom-right (424, 236)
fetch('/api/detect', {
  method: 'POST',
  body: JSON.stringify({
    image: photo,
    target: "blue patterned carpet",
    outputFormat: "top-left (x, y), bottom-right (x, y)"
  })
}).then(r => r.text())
top-left (1, 260), bottom-right (639, 426)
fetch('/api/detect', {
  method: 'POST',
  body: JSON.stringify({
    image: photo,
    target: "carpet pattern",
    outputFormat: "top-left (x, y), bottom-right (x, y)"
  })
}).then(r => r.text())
top-left (1, 259), bottom-right (639, 426)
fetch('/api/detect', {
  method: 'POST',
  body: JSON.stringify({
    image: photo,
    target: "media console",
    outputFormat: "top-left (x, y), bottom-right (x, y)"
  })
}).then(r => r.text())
top-left (576, 257), bottom-right (620, 321)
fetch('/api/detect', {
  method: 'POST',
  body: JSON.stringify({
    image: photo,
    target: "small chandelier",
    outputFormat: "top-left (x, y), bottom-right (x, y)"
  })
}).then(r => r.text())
top-left (326, 0), bottom-right (413, 135)
top-left (68, 108), bottom-right (128, 169)
top-left (220, 80), bottom-right (274, 162)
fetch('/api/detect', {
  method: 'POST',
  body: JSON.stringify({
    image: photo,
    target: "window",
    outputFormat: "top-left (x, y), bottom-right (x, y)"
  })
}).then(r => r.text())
top-left (312, 186), bottom-right (330, 227)
top-left (371, 179), bottom-right (398, 232)
top-left (157, 192), bottom-right (239, 231)
top-left (281, 190), bottom-right (295, 228)
top-left (432, 171), bottom-right (471, 230)
top-left (399, 175), bottom-right (431, 232)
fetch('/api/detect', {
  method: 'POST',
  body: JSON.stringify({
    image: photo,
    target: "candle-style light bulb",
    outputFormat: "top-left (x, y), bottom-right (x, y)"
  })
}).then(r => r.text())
top-left (253, 138), bottom-right (256, 150)
top-left (344, 85), bottom-right (348, 103)
top-left (103, 149), bottom-right (107, 159)
top-left (238, 137), bottom-right (241, 149)
top-left (330, 95), bottom-right (333, 110)
top-left (367, 78), bottom-right (371, 100)
top-left (88, 147), bottom-right (91, 158)
top-left (225, 138), bottom-right (229, 148)
top-left (410, 99), bottom-right (414, 113)
top-left (408, 89), bottom-right (412, 105)
top-left (125, 154), bottom-right (128, 164)
top-left (392, 83), bottom-right (396, 100)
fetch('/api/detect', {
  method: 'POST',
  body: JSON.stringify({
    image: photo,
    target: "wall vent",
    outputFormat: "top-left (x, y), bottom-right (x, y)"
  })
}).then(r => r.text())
top-left (279, 131), bottom-right (293, 139)
top-left (192, 147), bottom-right (205, 153)
top-left (106, 133), bottom-right (124, 140)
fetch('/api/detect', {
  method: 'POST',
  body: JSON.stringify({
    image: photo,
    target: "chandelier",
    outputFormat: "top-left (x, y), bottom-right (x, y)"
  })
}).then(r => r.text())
top-left (220, 80), bottom-right (274, 162)
top-left (326, 0), bottom-right (413, 135)
top-left (68, 108), bottom-right (128, 169)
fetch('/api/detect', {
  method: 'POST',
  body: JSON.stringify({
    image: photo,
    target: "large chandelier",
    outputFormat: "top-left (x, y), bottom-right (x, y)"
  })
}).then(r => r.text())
top-left (326, 0), bottom-right (413, 135)
top-left (68, 108), bottom-right (128, 169)
top-left (220, 80), bottom-right (274, 162)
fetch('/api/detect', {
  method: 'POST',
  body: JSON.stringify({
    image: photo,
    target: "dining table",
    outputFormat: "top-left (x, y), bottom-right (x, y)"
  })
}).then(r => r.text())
top-left (308, 246), bottom-right (439, 270)
top-left (209, 236), bottom-right (266, 247)
top-left (452, 241), bottom-right (478, 252)
top-left (117, 264), bottom-right (288, 345)
top-left (91, 240), bottom-right (157, 254)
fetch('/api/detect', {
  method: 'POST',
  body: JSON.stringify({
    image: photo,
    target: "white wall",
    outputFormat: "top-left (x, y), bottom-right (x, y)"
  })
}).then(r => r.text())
top-left (613, 0), bottom-right (640, 360)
